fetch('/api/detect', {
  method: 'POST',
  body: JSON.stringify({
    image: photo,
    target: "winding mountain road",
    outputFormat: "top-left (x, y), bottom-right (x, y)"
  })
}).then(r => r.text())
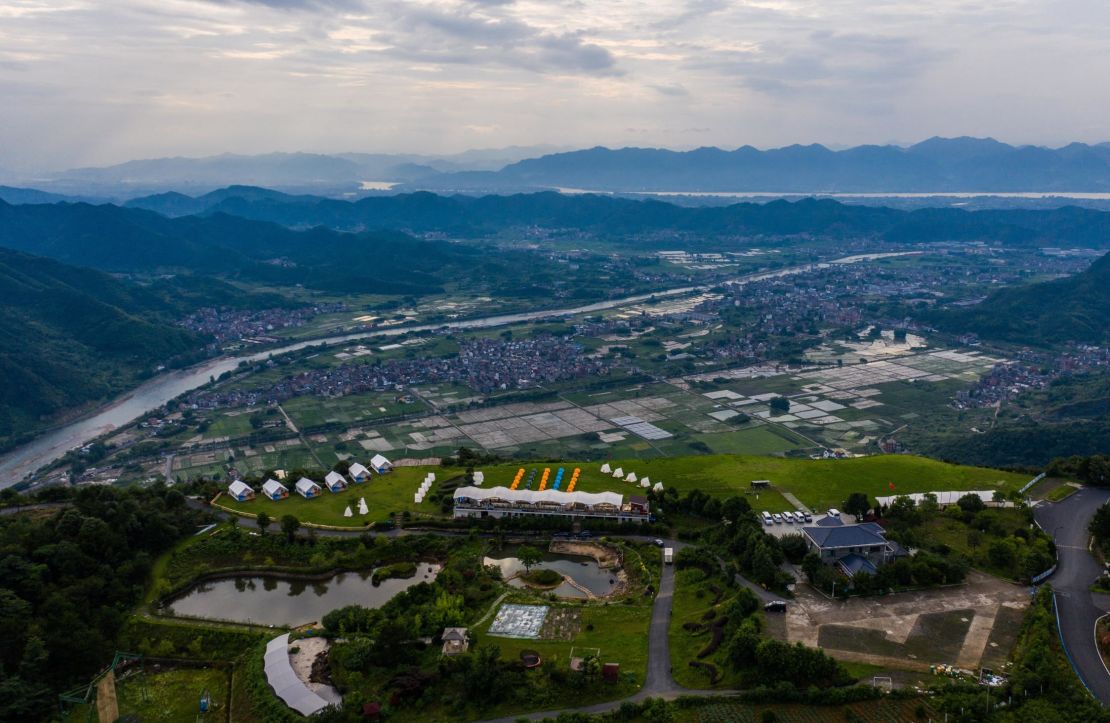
top-left (1034, 487), bottom-right (1110, 704)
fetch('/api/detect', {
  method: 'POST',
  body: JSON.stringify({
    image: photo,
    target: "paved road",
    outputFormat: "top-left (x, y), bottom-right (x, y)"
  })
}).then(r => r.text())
top-left (1034, 487), bottom-right (1110, 704)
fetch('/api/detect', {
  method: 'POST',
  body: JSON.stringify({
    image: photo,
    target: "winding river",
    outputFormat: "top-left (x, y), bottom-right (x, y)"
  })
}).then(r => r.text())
top-left (0, 251), bottom-right (915, 487)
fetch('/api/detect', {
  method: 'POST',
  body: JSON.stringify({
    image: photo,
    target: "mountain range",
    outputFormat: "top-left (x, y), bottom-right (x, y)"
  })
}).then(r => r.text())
top-left (408, 138), bottom-right (1110, 193)
top-left (118, 186), bottom-right (1110, 248)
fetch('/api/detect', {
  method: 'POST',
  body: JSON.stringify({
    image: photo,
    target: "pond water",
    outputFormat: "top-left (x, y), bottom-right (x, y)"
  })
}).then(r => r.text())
top-left (165, 563), bottom-right (440, 626)
top-left (483, 547), bottom-right (617, 599)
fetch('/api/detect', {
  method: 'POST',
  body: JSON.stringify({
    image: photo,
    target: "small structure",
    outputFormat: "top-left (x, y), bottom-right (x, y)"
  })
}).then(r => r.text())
top-left (612, 467), bottom-right (624, 478)
top-left (295, 477), bottom-right (322, 499)
top-left (227, 480), bottom-right (254, 502)
top-left (602, 663), bottom-right (621, 682)
top-left (600, 463), bottom-right (611, 474)
top-left (369, 454), bottom-right (393, 474)
top-left (324, 471), bottom-right (347, 493)
top-left (262, 478), bottom-right (289, 500)
top-left (358, 497), bottom-right (369, 515)
top-left (348, 463), bottom-right (371, 483)
top-left (473, 471), bottom-right (485, 485)
top-left (628, 495), bottom-right (650, 515)
top-left (625, 472), bottom-right (638, 483)
top-left (751, 480), bottom-right (770, 490)
top-left (640, 476), bottom-right (650, 487)
top-left (344, 506), bottom-right (353, 518)
top-left (652, 482), bottom-right (664, 493)
top-left (520, 650), bottom-right (542, 669)
top-left (441, 627), bottom-right (469, 656)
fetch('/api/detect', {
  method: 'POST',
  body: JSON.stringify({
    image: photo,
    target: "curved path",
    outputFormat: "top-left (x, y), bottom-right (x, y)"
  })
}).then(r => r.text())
top-left (1034, 487), bottom-right (1110, 704)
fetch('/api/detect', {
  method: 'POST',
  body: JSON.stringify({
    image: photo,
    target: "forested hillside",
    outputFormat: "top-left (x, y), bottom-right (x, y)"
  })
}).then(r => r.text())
top-left (932, 252), bottom-right (1110, 345)
top-left (0, 248), bottom-right (199, 447)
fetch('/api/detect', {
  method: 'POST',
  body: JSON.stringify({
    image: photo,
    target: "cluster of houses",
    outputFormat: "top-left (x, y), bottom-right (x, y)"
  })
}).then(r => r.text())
top-left (225, 455), bottom-right (393, 502)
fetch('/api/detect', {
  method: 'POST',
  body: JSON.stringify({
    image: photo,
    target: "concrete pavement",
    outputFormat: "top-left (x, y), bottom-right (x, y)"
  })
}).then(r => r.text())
top-left (1034, 486), bottom-right (1110, 704)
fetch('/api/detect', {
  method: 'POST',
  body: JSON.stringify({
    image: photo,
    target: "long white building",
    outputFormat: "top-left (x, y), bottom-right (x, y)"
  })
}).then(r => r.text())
top-left (452, 486), bottom-right (650, 522)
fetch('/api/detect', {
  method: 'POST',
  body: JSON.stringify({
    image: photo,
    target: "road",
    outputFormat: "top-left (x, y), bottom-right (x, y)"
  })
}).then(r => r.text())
top-left (1034, 487), bottom-right (1110, 704)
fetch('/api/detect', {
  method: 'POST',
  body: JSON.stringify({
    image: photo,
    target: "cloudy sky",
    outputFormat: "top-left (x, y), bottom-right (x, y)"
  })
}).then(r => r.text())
top-left (1, 0), bottom-right (1108, 170)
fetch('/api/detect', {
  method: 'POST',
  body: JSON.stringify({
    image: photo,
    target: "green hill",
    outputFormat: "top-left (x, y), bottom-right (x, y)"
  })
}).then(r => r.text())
top-left (0, 248), bottom-right (200, 448)
top-left (932, 252), bottom-right (1110, 345)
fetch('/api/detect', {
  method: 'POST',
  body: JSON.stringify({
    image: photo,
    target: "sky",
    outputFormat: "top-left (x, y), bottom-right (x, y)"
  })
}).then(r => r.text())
top-left (1, 0), bottom-right (1109, 171)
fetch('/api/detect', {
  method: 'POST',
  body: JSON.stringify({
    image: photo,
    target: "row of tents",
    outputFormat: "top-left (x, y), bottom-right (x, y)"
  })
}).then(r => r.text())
top-left (226, 454), bottom-right (393, 502)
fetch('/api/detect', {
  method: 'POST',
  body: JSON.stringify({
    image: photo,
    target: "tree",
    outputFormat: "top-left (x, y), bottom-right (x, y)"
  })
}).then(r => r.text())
top-left (1090, 502), bottom-right (1110, 543)
top-left (842, 492), bottom-right (871, 519)
top-left (769, 397), bottom-right (790, 413)
top-left (256, 511), bottom-right (271, 535)
top-left (281, 514), bottom-right (301, 543)
top-left (957, 493), bottom-right (986, 516)
top-left (517, 545), bottom-right (542, 573)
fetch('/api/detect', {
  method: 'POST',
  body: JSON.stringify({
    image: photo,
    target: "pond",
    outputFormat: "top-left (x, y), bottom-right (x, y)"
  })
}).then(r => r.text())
top-left (165, 563), bottom-right (440, 626)
top-left (483, 546), bottom-right (618, 599)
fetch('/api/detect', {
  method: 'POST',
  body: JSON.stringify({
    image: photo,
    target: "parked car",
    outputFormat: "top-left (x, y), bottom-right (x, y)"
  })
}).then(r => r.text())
top-left (772, 513), bottom-right (783, 524)
top-left (827, 508), bottom-right (840, 518)
top-left (653, 538), bottom-right (665, 547)
top-left (802, 512), bottom-right (813, 522)
top-left (764, 600), bottom-right (788, 612)
top-left (782, 511), bottom-right (795, 523)
top-left (762, 511), bottom-right (773, 526)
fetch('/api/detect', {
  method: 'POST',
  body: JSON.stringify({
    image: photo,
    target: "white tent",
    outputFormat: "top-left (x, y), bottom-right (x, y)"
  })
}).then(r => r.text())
top-left (653, 482), bottom-right (664, 493)
top-left (324, 470), bottom-right (347, 492)
top-left (473, 471), bottom-right (485, 484)
top-left (641, 479), bottom-right (650, 488)
top-left (369, 454), bottom-right (393, 473)
top-left (348, 462), bottom-right (371, 482)
top-left (626, 472), bottom-right (638, 482)
top-left (600, 463), bottom-right (611, 473)
top-left (358, 498), bottom-right (368, 515)
top-left (612, 467), bottom-right (624, 478)
top-left (414, 493), bottom-right (423, 503)
top-left (343, 506), bottom-right (353, 518)
top-left (426, 472), bottom-right (436, 483)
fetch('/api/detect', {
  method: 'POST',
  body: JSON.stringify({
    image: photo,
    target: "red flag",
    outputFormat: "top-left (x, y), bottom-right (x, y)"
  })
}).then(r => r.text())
top-left (888, 482), bottom-right (895, 490)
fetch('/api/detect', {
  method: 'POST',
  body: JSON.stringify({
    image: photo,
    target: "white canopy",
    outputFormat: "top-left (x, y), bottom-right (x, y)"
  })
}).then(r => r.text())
top-left (453, 485), bottom-right (623, 509)
top-left (263, 634), bottom-right (331, 716)
top-left (343, 506), bottom-right (353, 517)
top-left (600, 463), bottom-right (611, 473)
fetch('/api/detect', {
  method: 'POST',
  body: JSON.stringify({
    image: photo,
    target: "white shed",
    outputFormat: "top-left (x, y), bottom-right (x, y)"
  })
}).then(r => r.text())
top-left (295, 477), bottom-right (322, 499)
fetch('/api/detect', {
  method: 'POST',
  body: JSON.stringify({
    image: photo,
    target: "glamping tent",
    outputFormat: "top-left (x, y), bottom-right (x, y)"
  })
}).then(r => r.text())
top-left (295, 477), bottom-right (322, 499)
top-left (348, 462), bottom-right (371, 483)
top-left (324, 471), bottom-right (347, 493)
top-left (370, 454), bottom-right (393, 474)
top-left (262, 479), bottom-right (289, 500)
top-left (227, 480), bottom-right (254, 502)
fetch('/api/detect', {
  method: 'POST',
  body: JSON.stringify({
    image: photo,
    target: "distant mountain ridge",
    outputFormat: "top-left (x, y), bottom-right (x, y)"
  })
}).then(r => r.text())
top-left (407, 137), bottom-right (1110, 193)
top-left (123, 187), bottom-right (1110, 248)
top-left (932, 252), bottom-right (1110, 345)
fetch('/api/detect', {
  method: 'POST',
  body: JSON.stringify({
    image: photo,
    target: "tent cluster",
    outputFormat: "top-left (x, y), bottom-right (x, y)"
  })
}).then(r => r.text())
top-left (225, 455), bottom-right (393, 503)
top-left (600, 463), bottom-right (662, 492)
top-left (414, 472), bottom-right (435, 504)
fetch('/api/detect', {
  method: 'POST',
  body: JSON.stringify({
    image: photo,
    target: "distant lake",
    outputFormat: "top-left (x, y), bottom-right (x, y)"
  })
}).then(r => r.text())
top-left (165, 563), bottom-right (440, 626)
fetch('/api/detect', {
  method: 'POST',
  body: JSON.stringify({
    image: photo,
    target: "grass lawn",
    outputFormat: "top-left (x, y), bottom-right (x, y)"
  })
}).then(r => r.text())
top-left (222, 465), bottom-right (465, 526)
top-left (1046, 484), bottom-right (1079, 502)
top-left (477, 454), bottom-right (1028, 514)
top-left (673, 697), bottom-right (937, 722)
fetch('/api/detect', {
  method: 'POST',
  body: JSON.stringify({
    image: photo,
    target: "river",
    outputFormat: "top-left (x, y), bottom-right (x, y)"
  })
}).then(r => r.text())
top-left (0, 251), bottom-right (915, 487)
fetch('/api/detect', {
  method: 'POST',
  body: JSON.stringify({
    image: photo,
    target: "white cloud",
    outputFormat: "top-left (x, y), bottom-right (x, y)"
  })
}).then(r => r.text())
top-left (0, 0), bottom-right (1108, 169)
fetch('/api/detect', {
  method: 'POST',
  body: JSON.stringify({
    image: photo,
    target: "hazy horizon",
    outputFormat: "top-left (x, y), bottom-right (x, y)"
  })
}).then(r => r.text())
top-left (3, 1), bottom-right (1110, 172)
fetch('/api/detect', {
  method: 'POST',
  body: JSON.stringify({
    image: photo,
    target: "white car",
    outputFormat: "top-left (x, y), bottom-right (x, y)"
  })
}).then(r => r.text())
top-left (762, 511), bottom-right (773, 526)
top-left (783, 511), bottom-right (796, 523)
top-left (827, 508), bottom-right (840, 518)
top-left (772, 513), bottom-right (784, 524)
